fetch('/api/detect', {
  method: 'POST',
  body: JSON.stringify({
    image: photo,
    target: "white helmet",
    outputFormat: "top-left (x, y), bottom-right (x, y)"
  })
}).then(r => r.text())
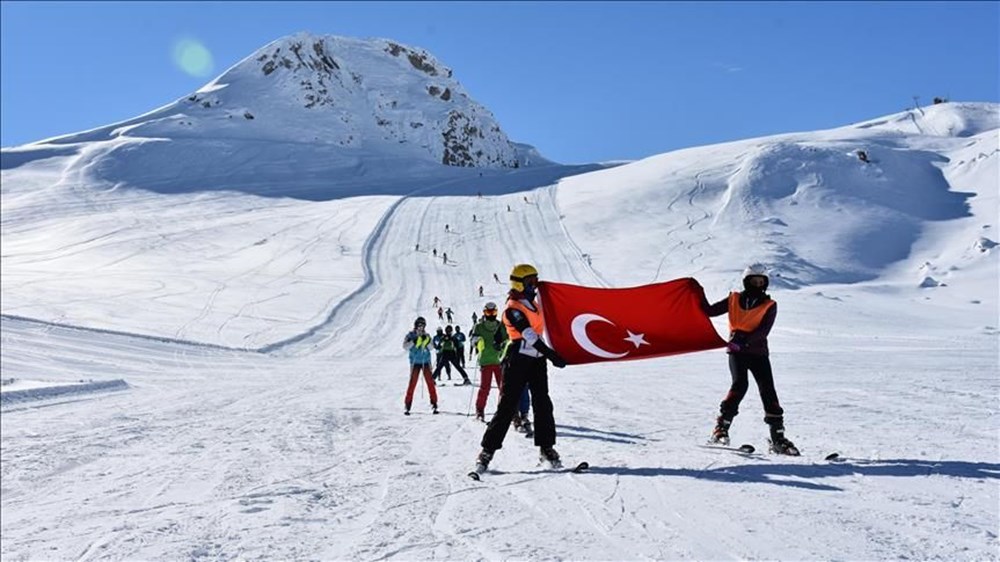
top-left (742, 263), bottom-right (769, 278)
top-left (742, 263), bottom-right (770, 291)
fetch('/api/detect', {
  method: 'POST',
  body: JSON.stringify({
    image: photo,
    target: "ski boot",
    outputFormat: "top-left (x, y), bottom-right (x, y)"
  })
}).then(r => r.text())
top-left (710, 416), bottom-right (731, 446)
top-left (475, 448), bottom-right (494, 473)
top-left (404, 403), bottom-right (412, 416)
top-left (539, 446), bottom-right (562, 469)
top-left (768, 426), bottom-right (799, 456)
top-left (475, 410), bottom-right (485, 422)
top-left (432, 403), bottom-right (439, 415)
top-left (462, 378), bottom-right (472, 386)
top-left (521, 418), bottom-right (534, 437)
top-left (512, 413), bottom-right (525, 433)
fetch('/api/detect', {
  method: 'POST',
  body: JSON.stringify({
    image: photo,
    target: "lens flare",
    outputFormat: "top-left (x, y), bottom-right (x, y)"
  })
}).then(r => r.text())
top-left (172, 38), bottom-right (214, 77)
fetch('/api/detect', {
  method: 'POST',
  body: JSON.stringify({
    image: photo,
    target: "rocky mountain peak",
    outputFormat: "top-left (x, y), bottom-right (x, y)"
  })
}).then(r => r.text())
top-left (186, 32), bottom-right (523, 168)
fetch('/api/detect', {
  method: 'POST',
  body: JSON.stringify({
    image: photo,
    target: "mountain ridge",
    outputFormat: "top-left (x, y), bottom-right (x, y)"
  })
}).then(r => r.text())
top-left (8, 32), bottom-right (537, 170)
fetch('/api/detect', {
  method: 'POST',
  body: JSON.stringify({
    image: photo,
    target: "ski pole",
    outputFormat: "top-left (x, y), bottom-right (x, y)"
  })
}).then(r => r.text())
top-left (466, 377), bottom-right (476, 417)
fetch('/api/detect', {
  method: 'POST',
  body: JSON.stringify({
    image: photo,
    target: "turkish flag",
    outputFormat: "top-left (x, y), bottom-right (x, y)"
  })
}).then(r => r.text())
top-left (538, 278), bottom-right (726, 365)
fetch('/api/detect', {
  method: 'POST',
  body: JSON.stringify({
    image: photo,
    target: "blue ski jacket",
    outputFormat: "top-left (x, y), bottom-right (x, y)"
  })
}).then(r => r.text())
top-left (403, 330), bottom-right (433, 365)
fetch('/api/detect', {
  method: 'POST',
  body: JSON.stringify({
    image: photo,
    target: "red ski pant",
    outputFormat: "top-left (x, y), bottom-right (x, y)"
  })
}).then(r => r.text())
top-left (405, 364), bottom-right (437, 407)
top-left (475, 364), bottom-right (503, 413)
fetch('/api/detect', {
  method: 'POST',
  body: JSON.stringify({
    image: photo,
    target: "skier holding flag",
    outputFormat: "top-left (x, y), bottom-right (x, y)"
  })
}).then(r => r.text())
top-left (475, 264), bottom-right (567, 473)
top-left (703, 264), bottom-right (798, 455)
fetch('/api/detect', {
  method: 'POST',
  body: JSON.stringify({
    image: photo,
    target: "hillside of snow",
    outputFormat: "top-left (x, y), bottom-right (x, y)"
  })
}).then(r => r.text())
top-left (1, 30), bottom-right (997, 559)
top-left (557, 102), bottom-right (999, 299)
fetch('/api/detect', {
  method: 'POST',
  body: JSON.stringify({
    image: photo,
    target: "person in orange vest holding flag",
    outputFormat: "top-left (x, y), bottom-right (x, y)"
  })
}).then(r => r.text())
top-left (703, 264), bottom-right (798, 455)
top-left (475, 264), bottom-right (567, 473)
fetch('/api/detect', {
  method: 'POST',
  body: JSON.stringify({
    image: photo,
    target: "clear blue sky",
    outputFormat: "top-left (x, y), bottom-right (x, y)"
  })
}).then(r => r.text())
top-left (2, 1), bottom-right (997, 163)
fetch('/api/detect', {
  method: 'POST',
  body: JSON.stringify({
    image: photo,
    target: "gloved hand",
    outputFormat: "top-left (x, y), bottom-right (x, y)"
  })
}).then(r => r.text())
top-left (532, 339), bottom-right (567, 368)
top-left (726, 341), bottom-right (741, 353)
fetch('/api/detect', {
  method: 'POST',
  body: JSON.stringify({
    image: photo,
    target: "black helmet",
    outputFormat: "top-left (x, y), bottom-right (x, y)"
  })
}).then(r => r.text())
top-left (414, 316), bottom-right (427, 328)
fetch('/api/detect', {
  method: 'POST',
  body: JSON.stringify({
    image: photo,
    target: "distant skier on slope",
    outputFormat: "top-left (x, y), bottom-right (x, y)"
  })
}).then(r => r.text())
top-left (402, 316), bottom-right (438, 415)
top-left (445, 307), bottom-right (454, 323)
top-left (702, 263), bottom-right (798, 455)
top-left (432, 325), bottom-right (471, 385)
top-left (470, 301), bottom-right (508, 421)
top-left (454, 325), bottom-right (467, 368)
top-left (432, 326), bottom-right (451, 381)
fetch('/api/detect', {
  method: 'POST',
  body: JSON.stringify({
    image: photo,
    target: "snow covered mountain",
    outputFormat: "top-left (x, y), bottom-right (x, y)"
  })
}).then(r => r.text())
top-left (558, 102), bottom-right (999, 294)
top-left (1, 46), bottom-right (997, 559)
top-left (1, 33), bottom-right (543, 200)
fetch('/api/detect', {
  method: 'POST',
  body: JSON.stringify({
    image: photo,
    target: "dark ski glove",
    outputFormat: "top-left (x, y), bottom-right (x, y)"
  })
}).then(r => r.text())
top-left (533, 340), bottom-right (567, 368)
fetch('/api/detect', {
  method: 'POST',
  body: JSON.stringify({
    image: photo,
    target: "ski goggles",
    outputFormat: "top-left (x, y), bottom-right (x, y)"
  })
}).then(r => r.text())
top-left (746, 275), bottom-right (767, 287)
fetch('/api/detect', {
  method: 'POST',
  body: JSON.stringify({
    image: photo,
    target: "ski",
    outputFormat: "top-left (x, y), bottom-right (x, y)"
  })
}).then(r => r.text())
top-left (703, 442), bottom-right (841, 461)
top-left (536, 460), bottom-right (589, 473)
top-left (468, 461), bottom-right (588, 481)
top-left (701, 443), bottom-right (757, 455)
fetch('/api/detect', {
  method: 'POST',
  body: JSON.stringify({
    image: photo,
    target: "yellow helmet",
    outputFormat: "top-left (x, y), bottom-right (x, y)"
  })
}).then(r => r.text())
top-left (509, 263), bottom-right (539, 292)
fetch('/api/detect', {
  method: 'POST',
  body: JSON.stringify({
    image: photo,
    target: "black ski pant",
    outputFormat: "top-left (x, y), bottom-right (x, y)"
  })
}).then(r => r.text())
top-left (719, 353), bottom-right (784, 426)
top-left (481, 351), bottom-right (555, 451)
top-left (433, 352), bottom-right (451, 379)
top-left (433, 350), bottom-right (469, 382)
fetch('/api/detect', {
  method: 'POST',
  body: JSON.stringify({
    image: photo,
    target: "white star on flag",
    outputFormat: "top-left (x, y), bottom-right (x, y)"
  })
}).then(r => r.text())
top-left (624, 330), bottom-right (649, 349)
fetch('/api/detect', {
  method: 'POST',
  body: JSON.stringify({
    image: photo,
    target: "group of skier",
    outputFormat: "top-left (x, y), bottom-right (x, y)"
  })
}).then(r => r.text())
top-left (402, 260), bottom-right (799, 473)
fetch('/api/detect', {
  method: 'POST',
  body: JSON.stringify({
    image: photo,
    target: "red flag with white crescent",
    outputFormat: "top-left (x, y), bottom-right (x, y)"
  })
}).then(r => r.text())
top-left (538, 278), bottom-right (726, 365)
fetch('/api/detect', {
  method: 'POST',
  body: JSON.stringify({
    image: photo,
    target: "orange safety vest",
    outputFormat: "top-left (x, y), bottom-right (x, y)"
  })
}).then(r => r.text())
top-left (727, 292), bottom-right (775, 333)
top-left (503, 298), bottom-right (545, 341)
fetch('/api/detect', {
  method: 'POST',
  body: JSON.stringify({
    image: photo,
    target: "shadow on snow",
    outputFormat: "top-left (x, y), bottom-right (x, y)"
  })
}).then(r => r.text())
top-left (585, 458), bottom-right (999, 492)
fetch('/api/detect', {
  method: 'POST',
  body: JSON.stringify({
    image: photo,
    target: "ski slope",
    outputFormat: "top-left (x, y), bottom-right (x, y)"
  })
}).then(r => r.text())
top-left (2, 103), bottom-right (998, 560)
